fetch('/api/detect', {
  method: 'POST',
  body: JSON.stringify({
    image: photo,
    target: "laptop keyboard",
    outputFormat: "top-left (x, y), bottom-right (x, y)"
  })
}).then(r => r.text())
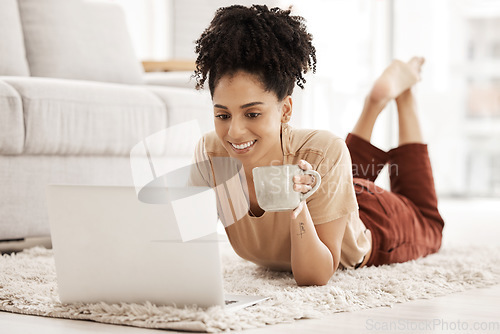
top-left (225, 300), bottom-right (237, 305)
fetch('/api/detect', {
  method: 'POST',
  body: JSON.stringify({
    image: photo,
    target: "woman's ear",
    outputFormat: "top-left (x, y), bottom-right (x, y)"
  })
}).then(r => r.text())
top-left (281, 96), bottom-right (293, 123)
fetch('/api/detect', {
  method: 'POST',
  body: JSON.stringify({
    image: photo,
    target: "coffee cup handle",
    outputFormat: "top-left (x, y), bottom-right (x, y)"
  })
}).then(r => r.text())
top-left (300, 170), bottom-right (321, 201)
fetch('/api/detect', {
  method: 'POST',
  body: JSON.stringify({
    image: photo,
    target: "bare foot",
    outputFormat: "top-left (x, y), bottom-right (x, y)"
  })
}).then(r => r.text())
top-left (368, 57), bottom-right (425, 105)
top-left (351, 57), bottom-right (425, 142)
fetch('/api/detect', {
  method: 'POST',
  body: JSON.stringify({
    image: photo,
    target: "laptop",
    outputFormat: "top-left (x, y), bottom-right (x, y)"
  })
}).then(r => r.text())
top-left (46, 184), bottom-right (269, 311)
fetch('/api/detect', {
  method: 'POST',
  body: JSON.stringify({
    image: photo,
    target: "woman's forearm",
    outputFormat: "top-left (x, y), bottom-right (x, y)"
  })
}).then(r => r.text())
top-left (290, 204), bottom-right (335, 286)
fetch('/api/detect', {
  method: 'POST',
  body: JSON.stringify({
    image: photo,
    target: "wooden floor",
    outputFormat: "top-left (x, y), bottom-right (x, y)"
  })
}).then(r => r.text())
top-left (1, 198), bottom-right (500, 333)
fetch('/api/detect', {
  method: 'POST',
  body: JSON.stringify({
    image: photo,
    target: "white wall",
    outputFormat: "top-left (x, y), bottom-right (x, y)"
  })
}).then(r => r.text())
top-left (171, 0), bottom-right (280, 59)
top-left (117, 0), bottom-right (500, 197)
top-left (117, 0), bottom-right (173, 60)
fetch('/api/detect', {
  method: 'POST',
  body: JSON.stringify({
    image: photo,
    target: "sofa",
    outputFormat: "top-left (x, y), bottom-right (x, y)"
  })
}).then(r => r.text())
top-left (0, 0), bottom-right (213, 243)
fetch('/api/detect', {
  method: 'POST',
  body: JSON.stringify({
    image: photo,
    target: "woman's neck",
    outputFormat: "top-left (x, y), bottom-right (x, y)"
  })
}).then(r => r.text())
top-left (241, 132), bottom-right (285, 182)
top-left (243, 152), bottom-right (284, 183)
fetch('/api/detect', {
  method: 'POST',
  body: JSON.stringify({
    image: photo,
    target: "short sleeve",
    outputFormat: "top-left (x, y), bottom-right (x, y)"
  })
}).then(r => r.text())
top-left (306, 137), bottom-right (358, 225)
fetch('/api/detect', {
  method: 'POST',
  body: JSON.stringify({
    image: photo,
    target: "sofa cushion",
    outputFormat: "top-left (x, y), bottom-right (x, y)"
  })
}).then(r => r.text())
top-left (2, 77), bottom-right (167, 156)
top-left (0, 0), bottom-right (30, 76)
top-left (0, 80), bottom-right (25, 154)
top-left (144, 85), bottom-right (213, 157)
top-left (17, 0), bottom-right (144, 84)
top-left (145, 86), bottom-right (213, 133)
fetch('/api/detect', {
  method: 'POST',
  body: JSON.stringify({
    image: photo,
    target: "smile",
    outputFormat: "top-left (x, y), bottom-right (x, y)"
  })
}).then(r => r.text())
top-left (230, 140), bottom-right (256, 151)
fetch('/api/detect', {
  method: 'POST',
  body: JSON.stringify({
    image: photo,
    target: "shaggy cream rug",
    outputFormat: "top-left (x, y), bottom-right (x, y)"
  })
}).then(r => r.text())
top-left (1, 246), bottom-right (499, 332)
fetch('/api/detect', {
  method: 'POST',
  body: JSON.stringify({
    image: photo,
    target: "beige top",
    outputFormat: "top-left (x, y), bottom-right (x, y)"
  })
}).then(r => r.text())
top-left (189, 124), bottom-right (371, 270)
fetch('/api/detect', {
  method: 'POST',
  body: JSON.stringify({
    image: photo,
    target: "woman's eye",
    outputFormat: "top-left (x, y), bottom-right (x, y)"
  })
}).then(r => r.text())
top-left (246, 113), bottom-right (260, 118)
top-left (215, 114), bottom-right (230, 120)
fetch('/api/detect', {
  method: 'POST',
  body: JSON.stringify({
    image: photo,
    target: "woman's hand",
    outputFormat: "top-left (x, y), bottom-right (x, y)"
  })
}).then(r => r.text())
top-left (291, 159), bottom-right (317, 219)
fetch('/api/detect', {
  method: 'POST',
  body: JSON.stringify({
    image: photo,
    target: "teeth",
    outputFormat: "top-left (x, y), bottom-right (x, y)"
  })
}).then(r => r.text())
top-left (231, 140), bottom-right (255, 150)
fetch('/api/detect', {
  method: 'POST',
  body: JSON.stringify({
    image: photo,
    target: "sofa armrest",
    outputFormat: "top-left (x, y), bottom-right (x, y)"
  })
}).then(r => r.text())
top-left (2, 77), bottom-right (167, 155)
top-left (0, 79), bottom-right (24, 154)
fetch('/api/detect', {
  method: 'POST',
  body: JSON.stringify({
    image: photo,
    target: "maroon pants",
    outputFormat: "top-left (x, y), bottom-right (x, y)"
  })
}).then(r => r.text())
top-left (345, 133), bottom-right (445, 266)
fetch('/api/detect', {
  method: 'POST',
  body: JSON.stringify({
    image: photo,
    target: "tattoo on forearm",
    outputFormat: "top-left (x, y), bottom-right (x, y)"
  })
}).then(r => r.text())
top-left (297, 222), bottom-right (306, 238)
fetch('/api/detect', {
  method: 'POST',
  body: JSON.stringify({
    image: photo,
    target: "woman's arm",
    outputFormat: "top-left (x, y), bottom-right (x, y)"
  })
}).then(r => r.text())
top-left (289, 159), bottom-right (349, 286)
top-left (290, 203), bottom-right (348, 286)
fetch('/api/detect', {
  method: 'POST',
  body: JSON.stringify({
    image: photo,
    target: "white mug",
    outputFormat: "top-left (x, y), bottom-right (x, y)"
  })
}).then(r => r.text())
top-left (252, 164), bottom-right (321, 212)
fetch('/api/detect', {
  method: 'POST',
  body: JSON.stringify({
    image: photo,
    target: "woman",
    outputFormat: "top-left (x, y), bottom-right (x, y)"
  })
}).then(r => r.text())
top-left (189, 5), bottom-right (444, 286)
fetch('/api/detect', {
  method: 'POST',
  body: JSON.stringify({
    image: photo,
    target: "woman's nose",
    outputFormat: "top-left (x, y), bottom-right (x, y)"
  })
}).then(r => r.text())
top-left (228, 118), bottom-right (246, 138)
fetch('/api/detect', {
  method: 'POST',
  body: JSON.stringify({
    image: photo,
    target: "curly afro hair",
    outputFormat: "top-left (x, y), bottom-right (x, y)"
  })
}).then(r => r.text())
top-left (194, 5), bottom-right (316, 100)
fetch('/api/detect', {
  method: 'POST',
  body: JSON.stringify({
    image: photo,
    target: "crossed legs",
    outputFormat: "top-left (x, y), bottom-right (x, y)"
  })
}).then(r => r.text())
top-left (346, 57), bottom-right (444, 266)
top-left (351, 57), bottom-right (425, 145)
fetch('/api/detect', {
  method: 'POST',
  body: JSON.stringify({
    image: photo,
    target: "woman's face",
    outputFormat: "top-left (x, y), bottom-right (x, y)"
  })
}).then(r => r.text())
top-left (212, 70), bottom-right (291, 168)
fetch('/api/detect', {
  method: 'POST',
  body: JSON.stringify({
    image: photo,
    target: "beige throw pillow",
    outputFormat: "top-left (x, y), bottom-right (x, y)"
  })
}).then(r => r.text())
top-left (17, 0), bottom-right (144, 84)
top-left (0, 0), bottom-right (30, 76)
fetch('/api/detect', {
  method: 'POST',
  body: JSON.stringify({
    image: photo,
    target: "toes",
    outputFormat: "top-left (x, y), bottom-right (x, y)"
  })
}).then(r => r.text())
top-left (408, 56), bottom-right (424, 64)
top-left (369, 57), bottom-right (424, 105)
top-left (408, 56), bottom-right (425, 72)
